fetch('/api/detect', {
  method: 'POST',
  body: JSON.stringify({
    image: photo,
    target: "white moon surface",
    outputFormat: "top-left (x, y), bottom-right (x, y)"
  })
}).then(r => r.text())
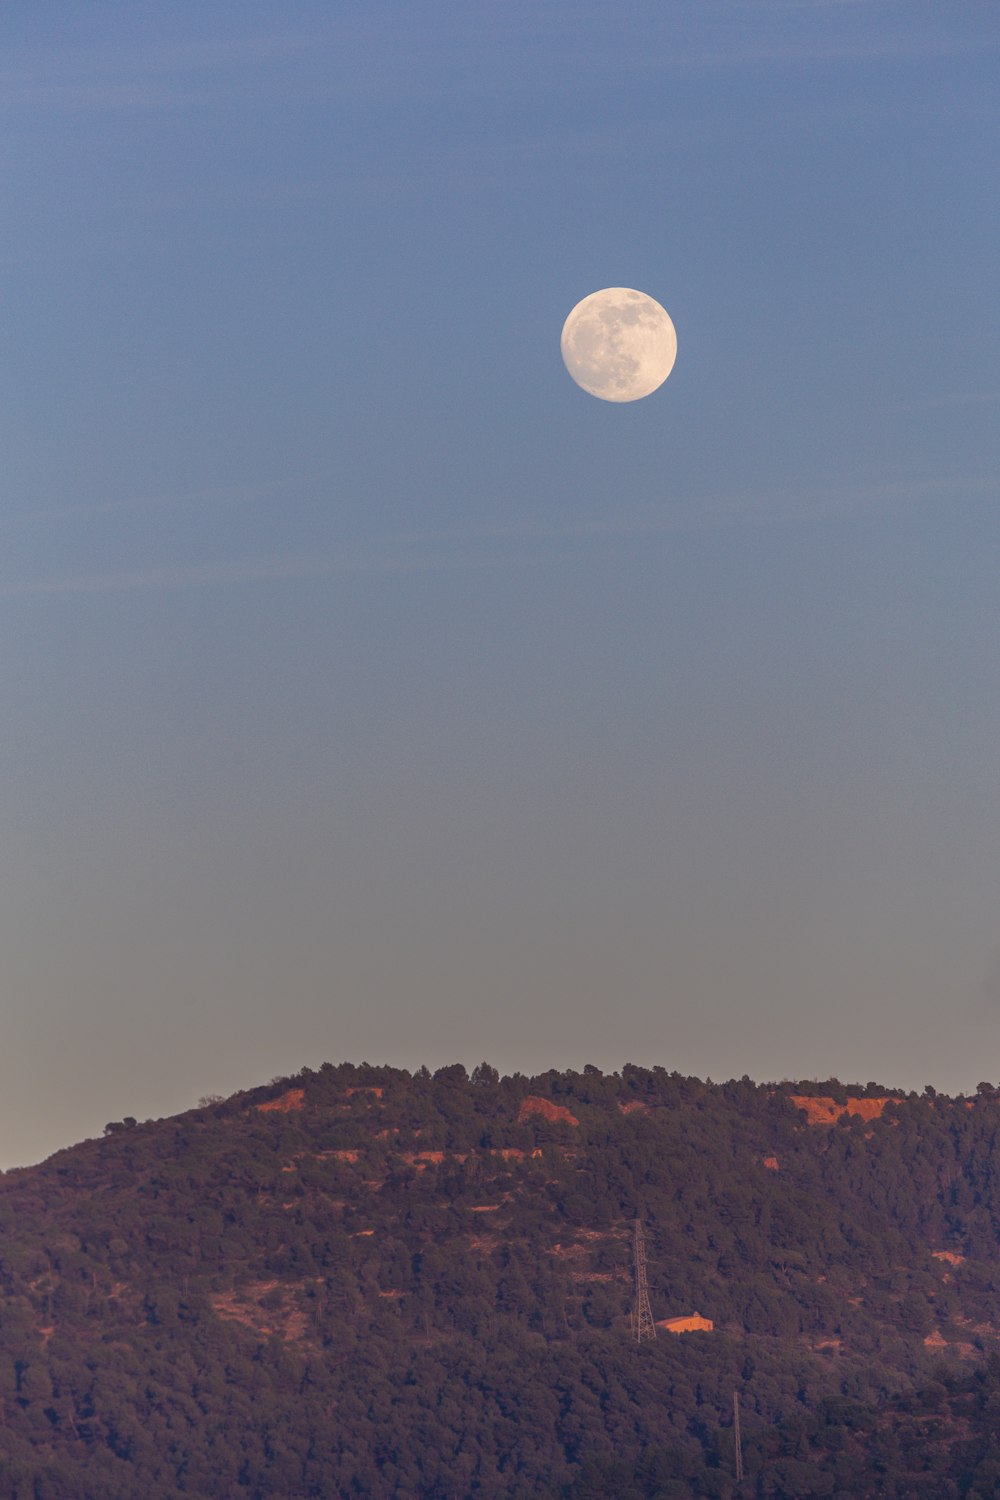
top-left (561, 287), bottom-right (677, 402)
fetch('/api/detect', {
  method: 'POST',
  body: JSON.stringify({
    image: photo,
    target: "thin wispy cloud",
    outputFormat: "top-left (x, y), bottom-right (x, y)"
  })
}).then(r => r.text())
top-left (422, 474), bottom-right (1000, 545)
top-left (2, 6), bottom-right (991, 117)
top-left (2, 473), bottom-right (994, 600)
top-left (896, 390), bottom-right (1000, 413)
top-left (2, 473), bottom-right (327, 530)
top-left (685, 39), bottom-right (986, 65)
top-left (0, 550), bottom-right (469, 600)
top-left (0, 30), bottom-right (316, 111)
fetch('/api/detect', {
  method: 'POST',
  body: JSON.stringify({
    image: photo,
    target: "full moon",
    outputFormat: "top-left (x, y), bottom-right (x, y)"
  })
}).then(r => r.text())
top-left (561, 287), bottom-right (677, 402)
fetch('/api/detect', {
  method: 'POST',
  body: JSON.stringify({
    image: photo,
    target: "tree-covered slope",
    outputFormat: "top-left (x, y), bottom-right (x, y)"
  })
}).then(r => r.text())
top-left (3, 1061), bottom-right (1000, 1496)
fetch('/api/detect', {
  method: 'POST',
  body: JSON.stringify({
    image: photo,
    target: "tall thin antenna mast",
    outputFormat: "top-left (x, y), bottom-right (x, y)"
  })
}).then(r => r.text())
top-left (733, 1389), bottom-right (744, 1483)
top-left (632, 1217), bottom-right (656, 1343)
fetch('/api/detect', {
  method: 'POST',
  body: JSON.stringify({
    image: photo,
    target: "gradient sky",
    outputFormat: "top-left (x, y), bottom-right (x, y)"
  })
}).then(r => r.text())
top-left (2, 1), bottom-right (999, 1167)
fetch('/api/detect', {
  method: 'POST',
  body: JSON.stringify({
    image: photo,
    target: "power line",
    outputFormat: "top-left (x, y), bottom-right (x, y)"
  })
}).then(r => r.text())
top-left (733, 1389), bottom-right (744, 1483)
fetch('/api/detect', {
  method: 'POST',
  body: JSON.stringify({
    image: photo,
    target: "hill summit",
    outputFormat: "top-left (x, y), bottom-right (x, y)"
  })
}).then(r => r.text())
top-left (4, 1061), bottom-right (1000, 1497)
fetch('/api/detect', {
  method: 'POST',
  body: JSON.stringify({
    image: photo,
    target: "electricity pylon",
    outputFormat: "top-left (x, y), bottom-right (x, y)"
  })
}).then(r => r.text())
top-left (632, 1217), bottom-right (656, 1343)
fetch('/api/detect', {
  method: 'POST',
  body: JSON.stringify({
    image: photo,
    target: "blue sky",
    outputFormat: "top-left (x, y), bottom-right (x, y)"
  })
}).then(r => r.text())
top-left (2, 1), bottom-right (999, 1165)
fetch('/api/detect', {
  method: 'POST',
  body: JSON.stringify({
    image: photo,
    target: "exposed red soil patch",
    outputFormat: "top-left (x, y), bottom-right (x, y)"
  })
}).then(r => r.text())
top-left (481, 1147), bottom-right (544, 1161)
top-left (847, 1096), bottom-right (898, 1121)
top-left (399, 1150), bottom-right (468, 1170)
top-left (469, 1204), bottom-right (502, 1213)
top-left (345, 1086), bottom-right (383, 1099)
top-left (618, 1100), bottom-right (648, 1115)
top-left (518, 1096), bottom-right (580, 1127)
top-left (210, 1282), bottom-right (310, 1344)
top-left (953, 1326), bottom-right (1000, 1350)
top-left (790, 1094), bottom-right (899, 1126)
top-left (763, 1156), bottom-right (780, 1171)
top-left (932, 1250), bottom-right (965, 1266)
top-left (924, 1329), bottom-right (949, 1349)
top-left (255, 1088), bottom-right (305, 1114)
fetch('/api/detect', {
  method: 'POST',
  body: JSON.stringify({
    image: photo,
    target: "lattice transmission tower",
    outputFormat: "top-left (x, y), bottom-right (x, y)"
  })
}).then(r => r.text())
top-left (632, 1217), bottom-right (656, 1343)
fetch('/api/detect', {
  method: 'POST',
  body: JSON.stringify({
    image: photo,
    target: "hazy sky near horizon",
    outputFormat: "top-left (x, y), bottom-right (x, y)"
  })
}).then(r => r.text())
top-left (2, 1), bottom-right (999, 1167)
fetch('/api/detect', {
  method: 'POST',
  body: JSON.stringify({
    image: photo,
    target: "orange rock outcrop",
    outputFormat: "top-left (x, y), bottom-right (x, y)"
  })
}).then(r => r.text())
top-left (790, 1095), bottom-right (899, 1126)
top-left (255, 1088), bottom-right (306, 1113)
top-left (518, 1096), bottom-right (580, 1127)
top-left (931, 1250), bottom-right (965, 1266)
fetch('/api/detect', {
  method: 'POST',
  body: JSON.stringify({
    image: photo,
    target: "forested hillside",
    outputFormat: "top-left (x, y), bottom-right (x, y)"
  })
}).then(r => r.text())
top-left (4, 1061), bottom-right (1000, 1496)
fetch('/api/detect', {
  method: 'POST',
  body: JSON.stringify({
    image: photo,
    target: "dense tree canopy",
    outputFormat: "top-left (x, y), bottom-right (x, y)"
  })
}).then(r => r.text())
top-left (2, 1061), bottom-right (1000, 1495)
